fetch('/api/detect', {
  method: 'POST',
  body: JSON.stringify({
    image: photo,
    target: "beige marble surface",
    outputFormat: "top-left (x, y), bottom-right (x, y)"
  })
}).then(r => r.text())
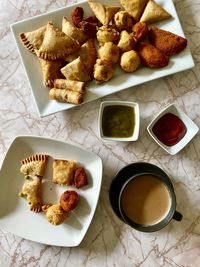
top-left (0, 0), bottom-right (200, 266)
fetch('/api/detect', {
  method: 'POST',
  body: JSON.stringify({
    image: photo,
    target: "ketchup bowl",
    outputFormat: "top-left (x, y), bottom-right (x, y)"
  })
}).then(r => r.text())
top-left (147, 104), bottom-right (199, 155)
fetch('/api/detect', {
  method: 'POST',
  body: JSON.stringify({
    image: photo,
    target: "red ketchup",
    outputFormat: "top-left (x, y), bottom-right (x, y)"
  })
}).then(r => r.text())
top-left (152, 113), bottom-right (187, 146)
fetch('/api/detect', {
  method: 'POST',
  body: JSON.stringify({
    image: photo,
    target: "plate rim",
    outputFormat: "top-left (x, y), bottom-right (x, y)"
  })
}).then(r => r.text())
top-left (0, 135), bottom-right (103, 247)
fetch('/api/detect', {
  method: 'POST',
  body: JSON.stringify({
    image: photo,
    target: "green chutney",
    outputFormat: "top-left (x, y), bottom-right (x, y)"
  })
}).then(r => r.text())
top-left (102, 105), bottom-right (135, 138)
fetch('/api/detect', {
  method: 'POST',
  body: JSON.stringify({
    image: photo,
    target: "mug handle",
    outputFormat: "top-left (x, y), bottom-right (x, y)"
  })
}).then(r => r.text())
top-left (173, 210), bottom-right (183, 221)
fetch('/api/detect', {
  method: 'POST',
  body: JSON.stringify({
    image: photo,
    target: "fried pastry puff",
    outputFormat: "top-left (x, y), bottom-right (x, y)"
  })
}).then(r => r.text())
top-left (35, 22), bottom-right (80, 61)
top-left (54, 79), bottom-right (85, 93)
top-left (20, 154), bottom-right (49, 178)
top-left (149, 27), bottom-right (187, 56)
top-left (119, 0), bottom-right (148, 21)
top-left (98, 42), bottom-right (120, 64)
top-left (118, 31), bottom-right (136, 53)
top-left (137, 42), bottom-right (169, 68)
top-left (140, 0), bottom-right (171, 24)
top-left (39, 58), bottom-right (65, 88)
top-left (132, 22), bottom-right (149, 42)
top-left (52, 159), bottom-right (77, 185)
top-left (19, 176), bottom-right (43, 212)
top-left (19, 25), bottom-right (46, 53)
top-left (60, 190), bottom-right (79, 212)
top-left (42, 204), bottom-right (67, 225)
top-left (61, 57), bottom-right (92, 82)
top-left (94, 59), bottom-right (114, 83)
top-left (88, 0), bottom-right (120, 25)
top-left (62, 17), bottom-right (87, 45)
top-left (114, 11), bottom-right (134, 31)
top-left (74, 167), bottom-right (88, 188)
top-left (97, 25), bottom-right (119, 46)
top-left (120, 50), bottom-right (141, 72)
top-left (49, 88), bottom-right (84, 104)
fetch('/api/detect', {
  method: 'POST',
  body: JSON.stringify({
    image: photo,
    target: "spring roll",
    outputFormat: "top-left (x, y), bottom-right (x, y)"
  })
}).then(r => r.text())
top-left (49, 88), bottom-right (83, 104)
top-left (54, 79), bottom-right (85, 93)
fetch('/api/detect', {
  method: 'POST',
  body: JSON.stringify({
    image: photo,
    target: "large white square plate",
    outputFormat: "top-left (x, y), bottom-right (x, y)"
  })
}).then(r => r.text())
top-left (10, 0), bottom-right (194, 117)
top-left (0, 136), bottom-right (102, 247)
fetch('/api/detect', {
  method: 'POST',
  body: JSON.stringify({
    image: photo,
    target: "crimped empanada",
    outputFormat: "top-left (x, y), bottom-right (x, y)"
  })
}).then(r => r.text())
top-left (52, 159), bottom-right (77, 185)
top-left (39, 58), bottom-right (65, 88)
top-left (19, 25), bottom-right (46, 53)
top-left (61, 57), bottom-right (92, 82)
top-left (35, 22), bottom-right (80, 61)
top-left (88, 0), bottom-right (120, 25)
top-left (49, 88), bottom-right (84, 104)
top-left (20, 154), bottom-right (49, 177)
top-left (62, 17), bottom-right (87, 45)
top-left (19, 176), bottom-right (43, 212)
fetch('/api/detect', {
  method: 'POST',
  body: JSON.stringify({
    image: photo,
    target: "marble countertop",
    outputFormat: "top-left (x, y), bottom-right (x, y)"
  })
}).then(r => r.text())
top-left (0, 0), bottom-right (200, 266)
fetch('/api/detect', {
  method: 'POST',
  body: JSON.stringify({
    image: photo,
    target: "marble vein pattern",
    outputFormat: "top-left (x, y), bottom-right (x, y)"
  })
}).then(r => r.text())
top-left (0, 0), bottom-right (200, 266)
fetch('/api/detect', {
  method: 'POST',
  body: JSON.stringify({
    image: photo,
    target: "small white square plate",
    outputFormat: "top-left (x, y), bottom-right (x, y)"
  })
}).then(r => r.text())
top-left (10, 0), bottom-right (194, 117)
top-left (147, 104), bottom-right (199, 155)
top-left (99, 101), bottom-right (140, 141)
top-left (0, 136), bottom-right (102, 247)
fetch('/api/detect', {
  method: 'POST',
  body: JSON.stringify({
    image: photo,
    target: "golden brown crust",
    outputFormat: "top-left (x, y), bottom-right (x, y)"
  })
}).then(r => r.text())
top-left (20, 154), bottom-right (49, 177)
top-left (19, 25), bottom-right (47, 53)
top-left (94, 59), bottom-right (114, 83)
top-left (35, 22), bottom-right (80, 61)
top-left (19, 177), bottom-right (43, 212)
top-left (149, 27), bottom-right (187, 56)
top-left (44, 204), bottom-right (67, 225)
top-left (98, 42), bottom-right (120, 64)
top-left (52, 159), bottom-right (77, 185)
top-left (132, 22), bottom-right (149, 42)
top-left (137, 42), bottom-right (169, 68)
top-left (119, 0), bottom-right (148, 21)
top-left (39, 59), bottom-right (65, 88)
top-left (60, 190), bottom-right (79, 212)
top-left (53, 79), bottom-right (85, 93)
top-left (49, 88), bottom-right (84, 104)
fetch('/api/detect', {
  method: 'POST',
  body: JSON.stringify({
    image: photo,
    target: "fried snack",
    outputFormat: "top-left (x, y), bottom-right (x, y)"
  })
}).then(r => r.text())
top-left (113, 11), bottom-right (134, 31)
top-left (98, 42), bottom-right (120, 64)
top-left (97, 25), bottom-right (119, 46)
top-left (49, 88), bottom-right (84, 104)
top-left (78, 21), bottom-right (97, 39)
top-left (19, 25), bottom-right (46, 53)
top-left (132, 22), bottom-right (148, 42)
top-left (79, 39), bottom-right (97, 75)
top-left (61, 57), bottom-right (92, 82)
top-left (71, 6), bottom-right (84, 27)
top-left (120, 50), bottom-right (141, 72)
top-left (118, 31), bottom-right (136, 53)
top-left (60, 190), bottom-right (79, 212)
top-left (94, 59), bottom-right (114, 83)
top-left (35, 22), bottom-right (80, 61)
top-left (54, 79), bottom-right (85, 93)
top-left (19, 177), bottom-right (43, 212)
top-left (43, 204), bottom-right (67, 225)
top-left (20, 154), bottom-right (49, 178)
top-left (62, 17), bottom-right (87, 45)
top-left (88, 0), bottom-right (120, 25)
top-left (149, 27), bottom-right (187, 56)
top-left (74, 167), bottom-right (88, 188)
top-left (52, 159), bottom-right (77, 185)
top-left (85, 15), bottom-right (99, 24)
top-left (120, 0), bottom-right (148, 21)
top-left (39, 58), bottom-right (65, 88)
top-left (140, 0), bottom-right (171, 24)
top-left (137, 42), bottom-right (169, 68)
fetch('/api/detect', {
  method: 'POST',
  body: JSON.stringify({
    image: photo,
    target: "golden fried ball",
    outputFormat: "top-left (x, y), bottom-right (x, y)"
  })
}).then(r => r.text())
top-left (98, 42), bottom-right (120, 64)
top-left (45, 204), bottom-right (67, 225)
top-left (97, 25), bottom-right (119, 46)
top-left (118, 30), bottom-right (136, 53)
top-left (114, 11), bottom-right (134, 31)
top-left (94, 59), bottom-right (114, 83)
top-left (60, 190), bottom-right (79, 212)
top-left (120, 50), bottom-right (141, 72)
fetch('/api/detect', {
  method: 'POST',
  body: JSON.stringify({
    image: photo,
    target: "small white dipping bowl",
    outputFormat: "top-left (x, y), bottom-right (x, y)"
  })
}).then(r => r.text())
top-left (99, 101), bottom-right (140, 142)
top-left (147, 104), bottom-right (199, 155)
